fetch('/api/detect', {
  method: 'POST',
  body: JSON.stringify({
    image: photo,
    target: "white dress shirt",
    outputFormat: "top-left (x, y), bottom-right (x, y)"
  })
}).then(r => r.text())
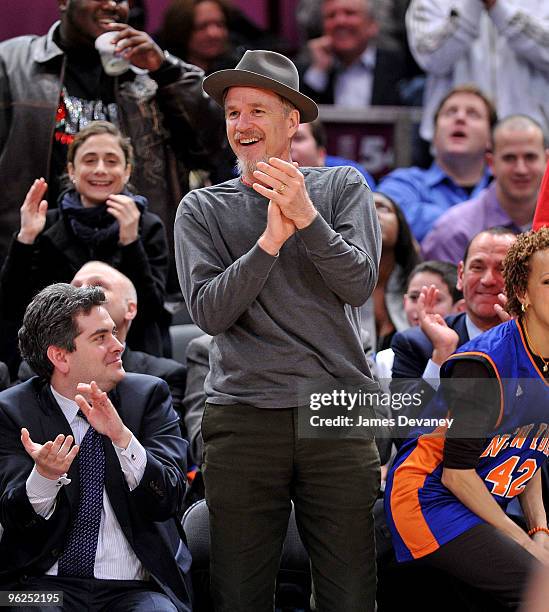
top-left (25, 386), bottom-right (149, 580)
top-left (422, 315), bottom-right (483, 390)
top-left (304, 46), bottom-right (377, 106)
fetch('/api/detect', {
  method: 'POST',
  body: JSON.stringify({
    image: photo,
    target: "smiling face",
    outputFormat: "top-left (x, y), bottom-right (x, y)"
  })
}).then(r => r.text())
top-left (458, 232), bottom-right (516, 330)
top-left (63, 305), bottom-right (125, 392)
top-left (68, 133), bottom-right (131, 207)
top-left (403, 271), bottom-right (454, 326)
top-left (433, 92), bottom-right (492, 161)
top-left (322, 0), bottom-right (378, 63)
top-left (488, 126), bottom-right (547, 207)
top-left (58, 0), bottom-right (129, 46)
top-left (224, 86), bottom-right (299, 181)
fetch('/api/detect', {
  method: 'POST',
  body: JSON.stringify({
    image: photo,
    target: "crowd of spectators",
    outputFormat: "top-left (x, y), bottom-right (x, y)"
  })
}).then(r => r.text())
top-left (1, 0), bottom-right (549, 610)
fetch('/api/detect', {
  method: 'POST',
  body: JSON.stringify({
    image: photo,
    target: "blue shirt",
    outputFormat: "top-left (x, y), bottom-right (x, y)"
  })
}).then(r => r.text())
top-left (378, 162), bottom-right (492, 241)
top-left (325, 155), bottom-right (376, 190)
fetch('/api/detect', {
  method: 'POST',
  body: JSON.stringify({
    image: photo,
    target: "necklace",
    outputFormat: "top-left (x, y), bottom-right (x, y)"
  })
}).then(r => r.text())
top-left (523, 319), bottom-right (549, 373)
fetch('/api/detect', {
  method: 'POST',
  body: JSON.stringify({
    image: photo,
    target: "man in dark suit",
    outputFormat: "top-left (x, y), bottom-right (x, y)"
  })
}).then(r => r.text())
top-left (71, 261), bottom-right (187, 421)
top-left (0, 283), bottom-right (190, 611)
top-left (19, 262), bottom-right (188, 431)
top-left (299, 0), bottom-right (405, 106)
top-left (390, 227), bottom-right (516, 429)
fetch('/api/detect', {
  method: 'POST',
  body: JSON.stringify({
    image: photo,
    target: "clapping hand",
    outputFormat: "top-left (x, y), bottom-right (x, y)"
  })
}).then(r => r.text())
top-left (106, 194), bottom-right (141, 245)
top-left (17, 178), bottom-right (48, 245)
top-left (493, 292), bottom-right (511, 323)
top-left (21, 428), bottom-right (79, 480)
top-left (418, 285), bottom-right (459, 365)
top-left (253, 158), bottom-right (317, 229)
top-left (307, 35), bottom-right (335, 73)
top-left (75, 381), bottom-right (132, 449)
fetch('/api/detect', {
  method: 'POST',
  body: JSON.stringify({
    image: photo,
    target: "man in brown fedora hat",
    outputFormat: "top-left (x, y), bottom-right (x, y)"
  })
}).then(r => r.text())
top-left (175, 49), bottom-right (382, 611)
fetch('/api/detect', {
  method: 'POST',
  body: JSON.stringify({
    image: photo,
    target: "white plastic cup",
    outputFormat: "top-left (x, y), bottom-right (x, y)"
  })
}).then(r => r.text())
top-left (94, 31), bottom-right (130, 76)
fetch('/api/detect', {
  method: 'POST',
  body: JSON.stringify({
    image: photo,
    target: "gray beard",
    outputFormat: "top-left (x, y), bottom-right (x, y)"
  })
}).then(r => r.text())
top-left (235, 155), bottom-right (269, 181)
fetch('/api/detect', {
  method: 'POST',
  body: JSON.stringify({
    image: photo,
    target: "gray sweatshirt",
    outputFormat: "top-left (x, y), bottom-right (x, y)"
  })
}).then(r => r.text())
top-left (174, 166), bottom-right (381, 408)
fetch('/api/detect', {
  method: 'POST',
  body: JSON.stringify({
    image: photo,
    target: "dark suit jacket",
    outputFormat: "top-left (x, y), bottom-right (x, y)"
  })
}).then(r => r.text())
top-left (0, 374), bottom-right (191, 611)
top-left (390, 313), bottom-right (470, 422)
top-left (0, 362), bottom-right (8, 391)
top-left (122, 347), bottom-right (186, 422)
top-left (18, 349), bottom-right (187, 433)
top-left (299, 46), bottom-right (405, 106)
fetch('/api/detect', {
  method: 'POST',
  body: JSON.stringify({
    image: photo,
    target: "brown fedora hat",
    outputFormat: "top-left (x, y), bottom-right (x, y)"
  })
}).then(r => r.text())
top-left (203, 50), bottom-right (319, 123)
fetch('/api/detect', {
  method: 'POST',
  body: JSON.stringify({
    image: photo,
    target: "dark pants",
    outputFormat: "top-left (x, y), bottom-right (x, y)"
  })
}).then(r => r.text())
top-left (4, 575), bottom-right (180, 612)
top-left (201, 403), bottom-right (380, 612)
top-left (423, 523), bottom-right (538, 610)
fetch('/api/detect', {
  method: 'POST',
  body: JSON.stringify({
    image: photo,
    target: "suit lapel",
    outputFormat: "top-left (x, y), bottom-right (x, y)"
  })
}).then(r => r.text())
top-left (451, 313), bottom-right (470, 345)
top-left (36, 383), bottom-right (73, 444)
top-left (102, 386), bottom-right (135, 545)
top-left (36, 383), bottom-right (80, 511)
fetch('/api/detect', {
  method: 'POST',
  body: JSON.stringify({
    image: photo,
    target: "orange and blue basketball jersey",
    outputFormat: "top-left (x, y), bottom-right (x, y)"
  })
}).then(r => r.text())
top-left (385, 319), bottom-right (549, 562)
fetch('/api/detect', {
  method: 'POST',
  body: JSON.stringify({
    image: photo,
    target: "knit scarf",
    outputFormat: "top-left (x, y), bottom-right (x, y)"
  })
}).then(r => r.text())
top-left (59, 189), bottom-right (147, 249)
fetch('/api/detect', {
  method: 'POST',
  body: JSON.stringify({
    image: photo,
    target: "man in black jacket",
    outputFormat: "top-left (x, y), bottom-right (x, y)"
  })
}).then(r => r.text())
top-left (18, 262), bottom-right (187, 424)
top-left (0, 0), bottom-right (224, 268)
top-left (0, 283), bottom-right (190, 610)
top-left (71, 261), bottom-right (187, 418)
top-left (390, 227), bottom-right (516, 434)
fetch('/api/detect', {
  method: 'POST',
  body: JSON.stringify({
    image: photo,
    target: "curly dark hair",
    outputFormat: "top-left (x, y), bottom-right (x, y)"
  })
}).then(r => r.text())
top-left (18, 284), bottom-right (106, 379)
top-left (503, 227), bottom-right (549, 317)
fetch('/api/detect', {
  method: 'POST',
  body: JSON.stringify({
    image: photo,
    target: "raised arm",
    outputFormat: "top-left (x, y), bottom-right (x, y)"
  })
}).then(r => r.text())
top-left (253, 160), bottom-right (381, 306)
top-left (406, 0), bottom-right (484, 75)
top-left (175, 196), bottom-right (280, 335)
top-left (487, 1), bottom-right (549, 76)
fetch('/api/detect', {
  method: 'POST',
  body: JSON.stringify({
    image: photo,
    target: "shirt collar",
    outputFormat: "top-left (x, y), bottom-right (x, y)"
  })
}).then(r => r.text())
top-left (465, 314), bottom-right (486, 340)
top-left (335, 45), bottom-right (376, 71)
top-left (359, 46), bottom-right (376, 70)
top-left (425, 162), bottom-right (492, 190)
top-left (424, 162), bottom-right (451, 187)
top-left (50, 385), bottom-right (82, 425)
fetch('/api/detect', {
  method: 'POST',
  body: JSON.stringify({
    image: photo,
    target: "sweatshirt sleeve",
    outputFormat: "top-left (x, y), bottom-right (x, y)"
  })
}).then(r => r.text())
top-left (297, 172), bottom-right (381, 307)
top-left (174, 194), bottom-right (278, 335)
top-left (406, 0), bottom-right (484, 74)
